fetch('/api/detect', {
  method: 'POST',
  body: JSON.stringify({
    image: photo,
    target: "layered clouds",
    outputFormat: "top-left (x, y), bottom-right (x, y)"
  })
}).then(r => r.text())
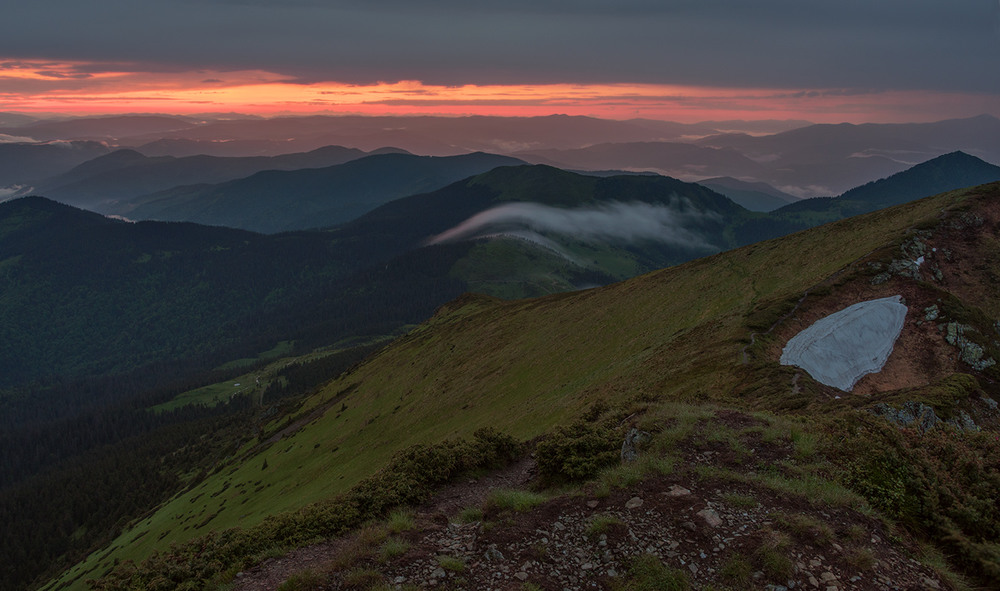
top-left (0, 1), bottom-right (996, 119)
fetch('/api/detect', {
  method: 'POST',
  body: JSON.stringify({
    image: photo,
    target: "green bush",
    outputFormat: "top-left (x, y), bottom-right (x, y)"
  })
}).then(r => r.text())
top-left (536, 422), bottom-right (620, 481)
top-left (834, 415), bottom-right (1000, 585)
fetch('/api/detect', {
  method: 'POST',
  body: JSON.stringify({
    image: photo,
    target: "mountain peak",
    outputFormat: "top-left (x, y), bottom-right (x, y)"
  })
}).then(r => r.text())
top-left (836, 151), bottom-right (1000, 208)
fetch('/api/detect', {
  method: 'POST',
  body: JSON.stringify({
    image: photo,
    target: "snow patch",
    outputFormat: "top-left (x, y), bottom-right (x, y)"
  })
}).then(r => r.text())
top-left (780, 296), bottom-right (907, 391)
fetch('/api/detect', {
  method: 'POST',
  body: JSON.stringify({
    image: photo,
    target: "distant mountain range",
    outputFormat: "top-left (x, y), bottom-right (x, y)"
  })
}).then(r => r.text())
top-left (4, 113), bottom-right (998, 201)
top-left (514, 141), bottom-right (764, 179)
top-left (0, 141), bottom-right (112, 192)
top-left (696, 114), bottom-right (1000, 195)
top-left (109, 151), bottom-right (527, 233)
top-left (34, 145), bottom-right (385, 209)
top-left (768, 150), bottom-right (1000, 223)
top-left (696, 176), bottom-right (799, 212)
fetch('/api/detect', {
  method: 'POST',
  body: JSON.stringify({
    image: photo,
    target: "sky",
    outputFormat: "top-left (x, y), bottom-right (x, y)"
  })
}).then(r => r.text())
top-left (1, 0), bottom-right (998, 122)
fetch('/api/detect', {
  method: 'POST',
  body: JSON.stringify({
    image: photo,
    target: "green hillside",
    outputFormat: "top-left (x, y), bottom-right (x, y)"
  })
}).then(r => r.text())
top-left (52, 182), bottom-right (1000, 590)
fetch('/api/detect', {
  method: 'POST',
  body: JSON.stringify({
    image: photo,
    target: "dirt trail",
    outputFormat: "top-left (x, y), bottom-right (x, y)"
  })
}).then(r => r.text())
top-left (232, 457), bottom-right (536, 591)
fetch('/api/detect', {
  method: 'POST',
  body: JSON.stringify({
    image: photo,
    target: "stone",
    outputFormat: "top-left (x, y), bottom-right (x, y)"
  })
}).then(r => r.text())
top-left (697, 508), bottom-right (723, 527)
top-left (432, 567), bottom-right (446, 578)
top-left (586, 500), bottom-right (599, 508)
top-left (621, 427), bottom-right (653, 462)
top-left (948, 410), bottom-right (980, 432)
top-left (485, 544), bottom-right (505, 561)
top-left (625, 496), bottom-right (643, 509)
top-left (945, 322), bottom-right (997, 370)
top-left (869, 401), bottom-right (940, 432)
top-left (514, 572), bottom-right (529, 581)
top-left (820, 571), bottom-right (837, 582)
top-left (665, 485), bottom-right (691, 497)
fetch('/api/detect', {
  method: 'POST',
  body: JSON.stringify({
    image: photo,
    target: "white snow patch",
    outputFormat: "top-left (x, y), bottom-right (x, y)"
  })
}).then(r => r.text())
top-left (780, 296), bottom-right (908, 391)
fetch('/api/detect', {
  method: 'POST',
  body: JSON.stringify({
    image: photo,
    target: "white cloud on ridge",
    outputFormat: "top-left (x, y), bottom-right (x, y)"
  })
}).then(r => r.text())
top-left (427, 200), bottom-right (720, 251)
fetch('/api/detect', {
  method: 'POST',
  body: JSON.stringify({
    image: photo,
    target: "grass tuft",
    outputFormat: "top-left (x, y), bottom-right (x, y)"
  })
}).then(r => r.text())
top-left (457, 507), bottom-right (484, 523)
top-left (620, 553), bottom-right (689, 591)
top-left (379, 538), bottom-right (410, 562)
top-left (485, 489), bottom-right (547, 513)
top-left (586, 513), bottom-right (624, 538)
top-left (386, 509), bottom-right (415, 533)
top-left (277, 570), bottom-right (324, 591)
top-left (437, 555), bottom-right (466, 572)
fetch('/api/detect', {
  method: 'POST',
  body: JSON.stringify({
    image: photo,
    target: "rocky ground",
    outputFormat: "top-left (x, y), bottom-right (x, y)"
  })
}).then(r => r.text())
top-left (231, 410), bottom-right (952, 591)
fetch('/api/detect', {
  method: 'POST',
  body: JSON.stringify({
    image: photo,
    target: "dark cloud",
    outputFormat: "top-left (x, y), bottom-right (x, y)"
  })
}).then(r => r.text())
top-left (1, 0), bottom-right (997, 92)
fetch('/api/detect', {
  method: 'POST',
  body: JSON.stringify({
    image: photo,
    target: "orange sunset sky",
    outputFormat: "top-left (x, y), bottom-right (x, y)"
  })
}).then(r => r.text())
top-left (1, 60), bottom-right (997, 123)
top-left (2, 2), bottom-right (998, 123)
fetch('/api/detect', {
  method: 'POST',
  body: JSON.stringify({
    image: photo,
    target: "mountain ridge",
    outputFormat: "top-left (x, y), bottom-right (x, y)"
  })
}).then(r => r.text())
top-left (51, 180), bottom-right (1000, 591)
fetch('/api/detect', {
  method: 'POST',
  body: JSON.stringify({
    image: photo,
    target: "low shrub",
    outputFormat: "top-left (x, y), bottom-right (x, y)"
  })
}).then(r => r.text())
top-left (536, 421), bottom-right (620, 482)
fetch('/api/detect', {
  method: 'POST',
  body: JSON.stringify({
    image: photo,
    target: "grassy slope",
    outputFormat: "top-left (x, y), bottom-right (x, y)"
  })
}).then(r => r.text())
top-left (48, 184), bottom-right (983, 590)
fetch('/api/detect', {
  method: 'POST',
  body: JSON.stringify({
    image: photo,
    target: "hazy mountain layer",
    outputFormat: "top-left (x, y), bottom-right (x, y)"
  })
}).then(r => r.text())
top-left (114, 152), bottom-right (526, 233)
top-left (35, 145), bottom-right (373, 209)
top-left (696, 176), bottom-right (799, 212)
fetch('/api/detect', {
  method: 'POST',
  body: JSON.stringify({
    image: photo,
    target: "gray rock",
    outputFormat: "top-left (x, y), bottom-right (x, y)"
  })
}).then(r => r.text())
top-left (621, 428), bottom-right (652, 462)
top-left (944, 322), bottom-right (997, 371)
top-left (697, 508), bottom-right (723, 527)
top-left (924, 304), bottom-right (940, 321)
top-left (625, 497), bottom-right (643, 509)
top-left (665, 485), bottom-right (691, 497)
top-left (484, 544), bottom-right (505, 561)
top-left (870, 272), bottom-right (891, 285)
top-left (947, 410), bottom-right (980, 432)
top-left (870, 401), bottom-right (941, 432)
top-left (887, 257), bottom-right (922, 281)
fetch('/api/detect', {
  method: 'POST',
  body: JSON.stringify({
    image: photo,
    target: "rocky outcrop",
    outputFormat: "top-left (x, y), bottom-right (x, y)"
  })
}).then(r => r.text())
top-left (620, 428), bottom-right (652, 462)
top-left (868, 401), bottom-right (979, 432)
top-left (943, 322), bottom-right (997, 371)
